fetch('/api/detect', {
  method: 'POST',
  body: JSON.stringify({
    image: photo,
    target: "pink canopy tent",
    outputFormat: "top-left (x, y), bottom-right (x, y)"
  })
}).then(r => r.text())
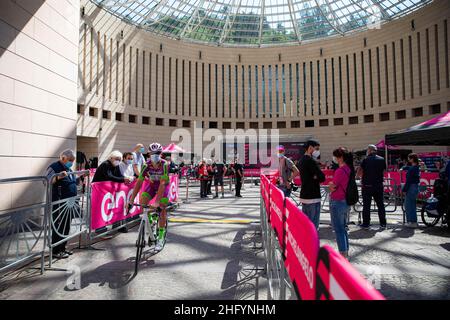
top-left (162, 143), bottom-right (186, 153)
top-left (375, 139), bottom-right (400, 150)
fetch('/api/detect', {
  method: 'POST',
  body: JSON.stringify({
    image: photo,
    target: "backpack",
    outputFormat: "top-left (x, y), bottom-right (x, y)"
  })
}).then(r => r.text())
top-left (345, 168), bottom-right (359, 206)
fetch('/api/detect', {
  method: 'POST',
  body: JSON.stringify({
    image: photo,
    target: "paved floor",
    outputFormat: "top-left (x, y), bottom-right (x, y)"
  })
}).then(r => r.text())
top-left (317, 204), bottom-right (450, 300)
top-left (1, 182), bottom-right (449, 300)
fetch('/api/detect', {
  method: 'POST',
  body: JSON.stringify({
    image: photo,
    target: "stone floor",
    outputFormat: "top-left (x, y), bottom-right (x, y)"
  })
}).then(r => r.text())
top-left (0, 181), bottom-right (449, 300)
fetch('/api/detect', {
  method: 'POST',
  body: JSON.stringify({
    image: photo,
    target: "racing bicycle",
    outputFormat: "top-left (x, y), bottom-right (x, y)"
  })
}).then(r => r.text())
top-left (129, 202), bottom-right (169, 275)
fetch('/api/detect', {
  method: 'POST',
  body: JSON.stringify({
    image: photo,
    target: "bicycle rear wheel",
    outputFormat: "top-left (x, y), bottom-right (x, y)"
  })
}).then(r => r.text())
top-left (135, 222), bottom-right (146, 274)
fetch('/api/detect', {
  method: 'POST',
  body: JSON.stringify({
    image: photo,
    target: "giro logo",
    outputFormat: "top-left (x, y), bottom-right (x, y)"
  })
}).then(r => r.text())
top-left (101, 190), bottom-right (139, 222)
top-left (169, 180), bottom-right (178, 201)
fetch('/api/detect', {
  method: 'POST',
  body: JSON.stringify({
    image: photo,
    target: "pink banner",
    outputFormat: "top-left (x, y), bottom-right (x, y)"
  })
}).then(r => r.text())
top-left (284, 198), bottom-right (319, 300)
top-left (90, 175), bottom-right (179, 230)
top-left (316, 245), bottom-right (385, 300)
top-left (269, 182), bottom-right (285, 249)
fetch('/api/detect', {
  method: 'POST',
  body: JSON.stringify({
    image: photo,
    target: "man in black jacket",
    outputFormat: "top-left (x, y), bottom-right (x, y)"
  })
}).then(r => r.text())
top-left (357, 145), bottom-right (387, 229)
top-left (299, 140), bottom-right (325, 230)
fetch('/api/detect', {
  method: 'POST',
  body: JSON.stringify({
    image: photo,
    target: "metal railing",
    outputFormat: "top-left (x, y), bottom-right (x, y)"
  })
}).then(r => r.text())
top-left (259, 196), bottom-right (296, 300)
top-left (0, 176), bottom-right (49, 276)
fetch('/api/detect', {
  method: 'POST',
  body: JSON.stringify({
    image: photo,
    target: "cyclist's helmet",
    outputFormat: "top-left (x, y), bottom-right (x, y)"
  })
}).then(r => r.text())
top-left (149, 143), bottom-right (163, 155)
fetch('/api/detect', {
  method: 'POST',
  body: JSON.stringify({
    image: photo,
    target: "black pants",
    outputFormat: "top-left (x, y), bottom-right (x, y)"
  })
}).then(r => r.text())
top-left (207, 178), bottom-right (212, 194)
top-left (362, 184), bottom-right (386, 226)
top-left (200, 179), bottom-right (208, 198)
top-left (235, 177), bottom-right (242, 196)
top-left (51, 203), bottom-right (72, 254)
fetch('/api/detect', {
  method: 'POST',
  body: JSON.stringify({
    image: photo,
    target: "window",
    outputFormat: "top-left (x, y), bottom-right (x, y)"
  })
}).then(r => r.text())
top-left (349, 116), bottom-right (358, 125)
top-left (223, 122), bottom-right (232, 129)
top-left (156, 118), bottom-right (164, 126)
top-left (412, 107), bottom-right (423, 117)
top-left (102, 110), bottom-right (111, 120)
top-left (236, 122), bottom-right (245, 129)
top-left (263, 122), bottom-right (272, 129)
top-left (142, 116), bottom-right (150, 125)
top-left (250, 122), bottom-right (259, 129)
top-left (169, 119), bottom-right (177, 127)
top-left (115, 112), bottom-right (123, 122)
top-left (291, 121), bottom-right (300, 128)
top-left (209, 121), bottom-right (218, 129)
top-left (379, 112), bottom-right (390, 121)
top-left (182, 120), bottom-right (191, 128)
top-left (429, 104), bottom-right (441, 114)
top-left (89, 107), bottom-right (98, 117)
top-left (129, 114), bottom-right (137, 123)
top-left (277, 121), bottom-right (286, 129)
top-left (305, 120), bottom-right (314, 128)
top-left (77, 104), bottom-right (85, 114)
top-left (333, 118), bottom-right (344, 126)
top-left (364, 115), bottom-right (374, 123)
top-left (396, 110), bottom-right (406, 119)
top-left (319, 119), bottom-right (329, 127)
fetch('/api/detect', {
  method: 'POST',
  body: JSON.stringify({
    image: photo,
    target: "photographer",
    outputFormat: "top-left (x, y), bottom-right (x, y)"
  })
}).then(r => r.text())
top-left (276, 145), bottom-right (299, 197)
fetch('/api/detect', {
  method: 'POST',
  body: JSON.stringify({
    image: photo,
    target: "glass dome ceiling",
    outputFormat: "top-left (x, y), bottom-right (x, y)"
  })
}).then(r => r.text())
top-left (92, 0), bottom-right (432, 46)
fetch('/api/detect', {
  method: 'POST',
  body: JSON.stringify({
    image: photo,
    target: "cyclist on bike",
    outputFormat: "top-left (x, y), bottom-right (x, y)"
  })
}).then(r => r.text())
top-left (128, 142), bottom-right (170, 251)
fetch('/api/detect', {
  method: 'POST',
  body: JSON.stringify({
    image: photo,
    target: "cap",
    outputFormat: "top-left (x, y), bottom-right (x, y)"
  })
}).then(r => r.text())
top-left (277, 145), bottom-right (285, 152)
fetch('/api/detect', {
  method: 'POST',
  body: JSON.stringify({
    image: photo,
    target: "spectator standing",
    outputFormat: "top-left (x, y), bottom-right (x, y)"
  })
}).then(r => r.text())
top-left (357, 144), bottom-right (387, 229)
top-left (131, 143), bottom-right (146, 177)
top-left (206, 159), bottom-right (214, 195)
top-left (46, 149), bottom-right (80, 259)
top-left (328, 148), bottom-right (353, 259)
top-left (92, 151), bottom-right (131, 183)
top-left (234, 159), bottom-right (244, 198)
top-left (403, 153), bottom-right (420, 228)
top-left (213, 159), bottom-right (226, 198)
top-left (276, 145), bottom-right (299, 197)
top-left (298, 140), bottom-right (325, 230)
top-left (198, 160), bottom-right (209, 198)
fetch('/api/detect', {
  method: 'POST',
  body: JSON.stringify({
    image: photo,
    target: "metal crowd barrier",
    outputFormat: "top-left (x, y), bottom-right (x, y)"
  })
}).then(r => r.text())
top-left (182, 176), bottom-right (235, 203)
top-left (46, 170), bottom-right (91, 268)
top-left (0, 176), bottom-right (49, 276)
top-left (259, 195), bottom-right (296, 300)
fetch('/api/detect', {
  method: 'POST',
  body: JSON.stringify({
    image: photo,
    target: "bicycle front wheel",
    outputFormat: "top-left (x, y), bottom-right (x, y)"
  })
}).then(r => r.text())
top-left (135, 222), bottom-right (146, 274)
top-left (420, 205), bottom-right (440, 227)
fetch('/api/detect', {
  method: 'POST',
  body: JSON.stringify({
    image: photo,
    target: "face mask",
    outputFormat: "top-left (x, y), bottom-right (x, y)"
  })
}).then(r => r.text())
top-left (139, 147), bottom-right (145, 153)
top-left (65, 161), bottom-right (73, 169)
top-left (113, 160), bottom-right (120, 167)
top-left (151, 154), bottom-right (160, 163)
top-left (277, 153), bottom-right (284, 159)
top-left (126, 160), bottom-right (133, 165)
top-left (312, 150), bottom-right (320, 159)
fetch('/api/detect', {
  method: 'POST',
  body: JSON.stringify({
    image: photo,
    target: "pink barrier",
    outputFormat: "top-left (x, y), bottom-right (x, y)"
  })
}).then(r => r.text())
top-left (90, 175), bottom-right (179, 230)
top-left (316, 245), bottom-right (385, 300)
top-left (261, 174), bottom-right (385, 300)
top-left (293, 169), bottom-right (335, 186)
top-left (261, 175), bottom-right (271, 216)
top-left (284, 198), bottom-right (319, 300)
top-left (269, 183), bottom-right (285, 249)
